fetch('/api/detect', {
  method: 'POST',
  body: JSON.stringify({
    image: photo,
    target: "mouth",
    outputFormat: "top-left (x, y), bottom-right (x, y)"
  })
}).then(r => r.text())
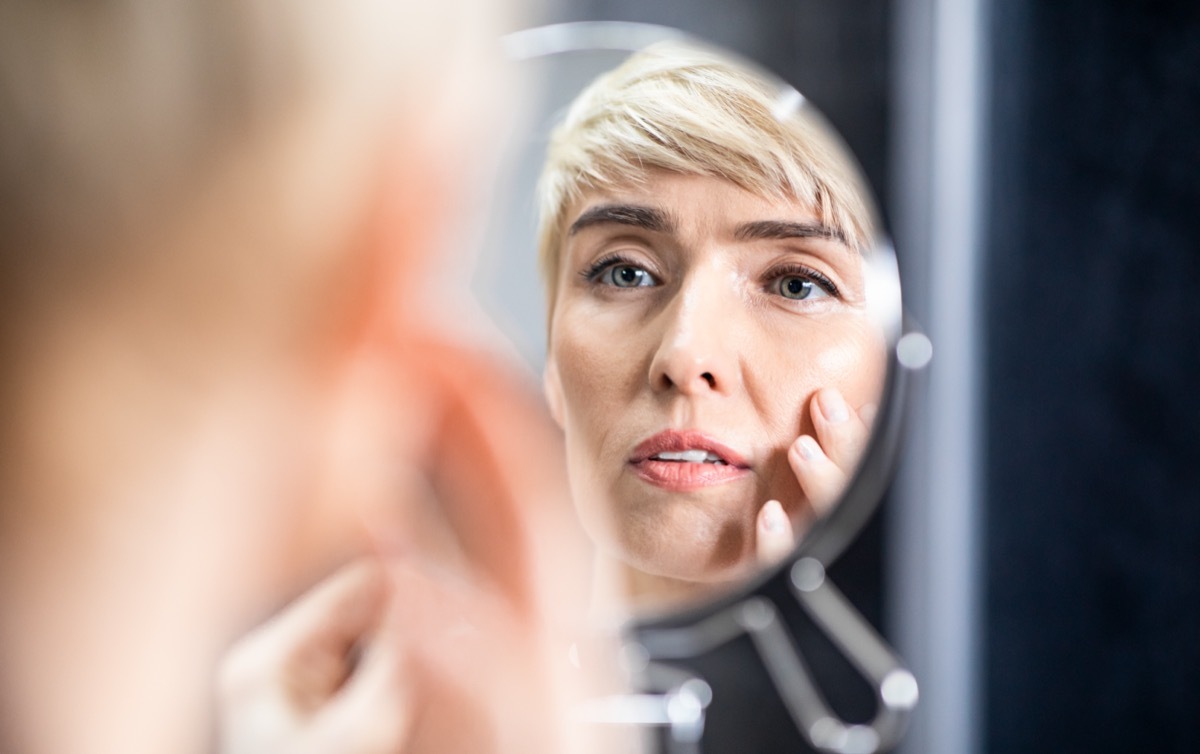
top-left (649, 449), bottom-right (729, 464)
top-left (628, 430), bottom-right (751, 491)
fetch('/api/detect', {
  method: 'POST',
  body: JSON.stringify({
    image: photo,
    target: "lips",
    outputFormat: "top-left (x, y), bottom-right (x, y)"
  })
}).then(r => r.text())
top-left (628, 430), bottom-right (751, 491)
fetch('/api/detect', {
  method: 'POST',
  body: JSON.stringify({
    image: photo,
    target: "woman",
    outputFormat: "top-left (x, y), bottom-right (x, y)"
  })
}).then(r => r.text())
top-left (536, 44), bottom-right (888, 610)
top-left (0, 0), bottom-right (602, 751)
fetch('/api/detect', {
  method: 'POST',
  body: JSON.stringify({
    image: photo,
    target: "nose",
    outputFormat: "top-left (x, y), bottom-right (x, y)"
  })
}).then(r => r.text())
top-left (647, 272), bottom-right (741, 396)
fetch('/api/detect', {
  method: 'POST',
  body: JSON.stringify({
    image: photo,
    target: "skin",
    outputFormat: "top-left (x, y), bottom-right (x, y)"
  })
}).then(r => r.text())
top-left (544, 170), bottom-right (887, 608)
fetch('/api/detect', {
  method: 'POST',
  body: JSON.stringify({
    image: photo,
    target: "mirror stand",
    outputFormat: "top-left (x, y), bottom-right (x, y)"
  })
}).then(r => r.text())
top-left (571, 566), bottom-right (916, 754)
top-left (623, 573), bottom-right (915, 753)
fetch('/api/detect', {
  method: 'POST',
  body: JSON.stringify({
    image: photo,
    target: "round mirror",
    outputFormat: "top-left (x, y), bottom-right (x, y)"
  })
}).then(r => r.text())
top-left (478, 22), bottom-right (906, 619)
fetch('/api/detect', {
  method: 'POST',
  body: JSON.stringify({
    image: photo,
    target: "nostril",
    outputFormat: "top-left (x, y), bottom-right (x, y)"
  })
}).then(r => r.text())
top-left (649, 363), bottom-right (720, 393)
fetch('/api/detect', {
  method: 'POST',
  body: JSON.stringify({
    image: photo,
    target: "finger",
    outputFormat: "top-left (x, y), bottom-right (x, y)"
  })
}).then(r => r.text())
top-left (788, 435), bottom-right (848, 515)
top-left (220, 560), bottom-right (388, 710)
top-left (366, 560), bottom-right (536, 754)
top-left (315, 596), bottom-right (416, 754)
top-left (271, 560), bottom-right (387, 663)
top-left (810, 387), bottom-right (872, 474)
top-left (756, 500), bottom-right (795, 565)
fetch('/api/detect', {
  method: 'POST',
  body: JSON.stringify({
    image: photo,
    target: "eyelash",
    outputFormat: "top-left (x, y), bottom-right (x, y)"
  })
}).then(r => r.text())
top-left (764, 263), bottom-right (841, 298)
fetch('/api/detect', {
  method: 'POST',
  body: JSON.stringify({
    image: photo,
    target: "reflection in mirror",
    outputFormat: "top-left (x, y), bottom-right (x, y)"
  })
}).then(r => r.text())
top-left (479, 33), bottom-right (898, 617)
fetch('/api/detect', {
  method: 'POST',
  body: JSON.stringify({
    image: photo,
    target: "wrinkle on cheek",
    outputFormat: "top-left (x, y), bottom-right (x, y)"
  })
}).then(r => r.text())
top-left (764, 451), bottom-right (805, 503)
top-left (550, 324), bottom-right (629, 462)
top-left (813, 325), bottom-right (888, 406)
top-left (744, 366), bottom-right (809, 441)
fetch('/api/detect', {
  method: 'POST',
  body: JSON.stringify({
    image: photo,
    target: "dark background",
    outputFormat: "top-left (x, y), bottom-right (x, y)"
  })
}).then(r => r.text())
top-left (985, 1), bottom-right (1200, 752)
top-left (540, 1), bottom-right (1200, 752)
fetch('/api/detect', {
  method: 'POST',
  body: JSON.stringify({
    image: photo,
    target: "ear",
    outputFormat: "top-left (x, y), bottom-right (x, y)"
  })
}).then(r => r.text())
top-left (303, 135), bottom-right (454, 561)
top-left (542, 354), bottom-right (566, 430)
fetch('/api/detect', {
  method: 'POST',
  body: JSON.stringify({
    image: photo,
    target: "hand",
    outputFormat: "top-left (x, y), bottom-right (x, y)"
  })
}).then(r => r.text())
top-left (756, 387), bottom-right (876, 564)
top-left (216, 560), bottom-right (411, 754)
top-left (217, 554), bottom-right (566, 754)
top-left (217, 339), bottom-right (607, 754)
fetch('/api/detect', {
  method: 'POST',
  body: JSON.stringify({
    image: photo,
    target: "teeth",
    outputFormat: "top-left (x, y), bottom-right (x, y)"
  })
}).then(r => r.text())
top-left (653, 449), bottom-right (724, 463)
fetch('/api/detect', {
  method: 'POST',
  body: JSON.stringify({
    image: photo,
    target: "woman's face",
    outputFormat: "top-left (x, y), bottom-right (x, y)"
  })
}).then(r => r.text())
top-left (544, 170), bottom-right (887, 591)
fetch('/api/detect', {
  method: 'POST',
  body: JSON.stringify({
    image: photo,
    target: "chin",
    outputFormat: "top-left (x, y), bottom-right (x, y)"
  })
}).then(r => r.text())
top-left (639, 551), bottom-right (757, 584)
top-left (618, 507), bottom-right (757, 583)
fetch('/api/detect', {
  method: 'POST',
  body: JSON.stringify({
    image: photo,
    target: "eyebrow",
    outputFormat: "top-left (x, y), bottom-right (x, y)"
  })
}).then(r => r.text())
top-left (733, 220), bottom-right (850, 247)
top-left (568, 204), bottom-right (675, 236)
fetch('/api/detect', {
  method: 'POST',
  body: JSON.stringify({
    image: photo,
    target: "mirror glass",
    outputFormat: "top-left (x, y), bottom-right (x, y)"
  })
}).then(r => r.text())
top-left (476, 23), bottom-right (901, 617)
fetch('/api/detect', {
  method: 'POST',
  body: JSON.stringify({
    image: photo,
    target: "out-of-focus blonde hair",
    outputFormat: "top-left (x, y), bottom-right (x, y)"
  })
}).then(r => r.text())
top-left (536, 41), bottom-right (876, 310)
top-left (0, 0), bottom-right (501, 351)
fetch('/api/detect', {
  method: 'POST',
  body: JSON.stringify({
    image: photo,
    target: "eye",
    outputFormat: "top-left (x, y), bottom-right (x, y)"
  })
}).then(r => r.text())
top-left (604, 264), bottom-right (656, 287)
top-left (583, 256), bottom-right (660, 288)
top-left (776, 275), bottom-right (823, 300)
top-left (767, 265), bottom-right (839, 301)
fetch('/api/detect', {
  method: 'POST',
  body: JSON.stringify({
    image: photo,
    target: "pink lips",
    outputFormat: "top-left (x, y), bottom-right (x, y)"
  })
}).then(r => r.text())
top-left (628, 430), bottom-right (751, 491)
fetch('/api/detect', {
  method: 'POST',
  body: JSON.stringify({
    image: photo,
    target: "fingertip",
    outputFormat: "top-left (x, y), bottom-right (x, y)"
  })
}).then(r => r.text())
top-left (756, 500), bottom-right (795, 564)
top-left (791, 434), bottom-right (822, 463)
top-left (816, 387), bottom-right (850, 424)
top-left (760, 499), bottom-right (788, 533)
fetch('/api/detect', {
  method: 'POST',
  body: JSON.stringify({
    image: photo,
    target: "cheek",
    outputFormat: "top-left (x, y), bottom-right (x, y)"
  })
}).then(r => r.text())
top-left (813, 322), bottom-right (889, 405)
top-left (547, 317), bottom-right (640, 547)
top-left (548, 312), bottom-right (640, 450)
top-left (551, 331), bottom-right (608, 423)
top-left (752, 318), bottom-right (887, 505)
top-left (757, 317), bottom-right (889, 432)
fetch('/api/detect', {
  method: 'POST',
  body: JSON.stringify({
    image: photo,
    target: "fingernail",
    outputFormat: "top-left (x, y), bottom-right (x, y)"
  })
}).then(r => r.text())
top-left (762, 500), bottom-right (787, 532)
top-left (795, 435), bottom-right (820, 461)
top-left (820, 388), bottom-right (850, 423)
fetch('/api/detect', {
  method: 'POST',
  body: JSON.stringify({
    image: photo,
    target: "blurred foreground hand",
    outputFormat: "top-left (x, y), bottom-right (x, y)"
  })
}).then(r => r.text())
top-left (219, 561), bottom-right (406, 754)
top-left (218, 339), bottom-right (628, 754)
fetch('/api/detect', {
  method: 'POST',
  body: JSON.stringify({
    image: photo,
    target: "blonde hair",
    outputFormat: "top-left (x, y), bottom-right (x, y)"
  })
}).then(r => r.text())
top-left (536, 42), bottom-right (876, 310)
top-left (0, 0), bottom-right (500, 338)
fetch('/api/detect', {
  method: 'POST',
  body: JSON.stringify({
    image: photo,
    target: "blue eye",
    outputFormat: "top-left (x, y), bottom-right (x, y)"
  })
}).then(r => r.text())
top-left (777, 276), bottom-right (821, 300)
top-left (597, 263), bottom-right (657, 288)
top-left (768, 265), bottom-right (839, 301)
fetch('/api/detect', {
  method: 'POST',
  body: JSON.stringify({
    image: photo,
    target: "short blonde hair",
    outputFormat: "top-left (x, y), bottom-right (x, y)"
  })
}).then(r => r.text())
top-left (0, 0), bottom-right (499, 335)
top-left (536, 42), bottom-right (876, 310)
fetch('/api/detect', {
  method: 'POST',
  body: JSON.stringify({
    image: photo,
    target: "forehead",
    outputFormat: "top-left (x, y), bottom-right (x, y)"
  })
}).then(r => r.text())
top-left (565, 172), bottom-right (849, 247)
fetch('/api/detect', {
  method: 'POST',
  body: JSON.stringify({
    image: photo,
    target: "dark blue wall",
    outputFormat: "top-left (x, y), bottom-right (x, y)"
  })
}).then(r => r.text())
top-left (985, 2), bottom-right (1200, 752)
